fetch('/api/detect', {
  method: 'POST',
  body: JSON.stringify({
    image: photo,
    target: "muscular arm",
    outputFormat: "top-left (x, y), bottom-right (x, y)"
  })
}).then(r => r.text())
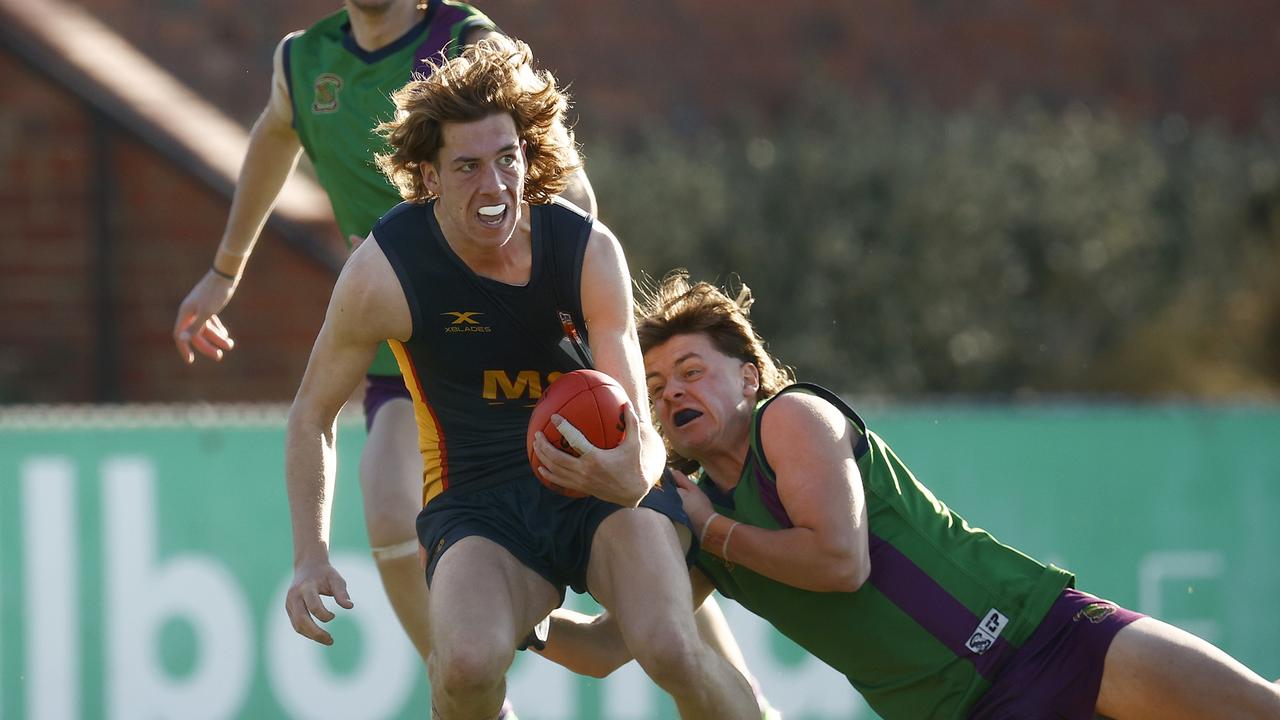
top-left (283, 237), bottom-right (411, 644)
top-left (538, 568), bottom-right (717, 677)
top-left (173, 35), bottom-right (305, 362)
top-left (696, 394), bottom-right (872, 593)
top-left (582, 224), bottom-right (666, 501)
top-left (530, 221), bottom-right (664, 505)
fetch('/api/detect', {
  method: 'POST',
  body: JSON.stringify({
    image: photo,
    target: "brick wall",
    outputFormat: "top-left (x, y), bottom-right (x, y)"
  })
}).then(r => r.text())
top-left (6, 1), bottom-right (1278, 403)
top-left (0, 52), bottom-right (337, 403)
top-left (71, 0), bottom-right (1280, 131)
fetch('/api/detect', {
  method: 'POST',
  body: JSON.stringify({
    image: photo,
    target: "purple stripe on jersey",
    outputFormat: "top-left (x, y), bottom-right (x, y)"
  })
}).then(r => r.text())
top-left (868, 533), bottom-right (1016, 680)
top-left (415, 4), bottom-right (469, 73)
top-left (753, 464), bottom-right (793, 529)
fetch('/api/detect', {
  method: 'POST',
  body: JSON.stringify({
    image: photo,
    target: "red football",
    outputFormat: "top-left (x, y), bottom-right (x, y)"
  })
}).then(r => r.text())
top-left (526, 369), bottom-right (630, 497)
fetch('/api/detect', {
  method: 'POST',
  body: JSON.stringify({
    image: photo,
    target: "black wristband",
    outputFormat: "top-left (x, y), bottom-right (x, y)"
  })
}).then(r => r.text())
top-left (211, 266), bottom-right (238, 281)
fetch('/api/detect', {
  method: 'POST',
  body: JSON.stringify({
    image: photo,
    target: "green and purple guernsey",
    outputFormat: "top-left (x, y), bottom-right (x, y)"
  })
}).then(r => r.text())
top-left (283, 0), bottom-right (495, 376)
top-left (695, 383), bottom-right (1074, 720)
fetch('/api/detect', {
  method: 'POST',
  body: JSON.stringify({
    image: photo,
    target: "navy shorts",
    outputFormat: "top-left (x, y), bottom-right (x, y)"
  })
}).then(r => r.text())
top-left (968, 588), bottom-right (1145, 719)
top-left (362, 374), bottom-right (411, 433)
top-left (416, 470), bottom-right (696, 604)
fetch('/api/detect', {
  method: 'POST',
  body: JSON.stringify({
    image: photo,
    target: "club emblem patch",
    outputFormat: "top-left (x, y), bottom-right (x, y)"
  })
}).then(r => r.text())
top-left (1074, 601), bottom-right (1118, 624)
top-left (312, 73), bottom-right (343, 113)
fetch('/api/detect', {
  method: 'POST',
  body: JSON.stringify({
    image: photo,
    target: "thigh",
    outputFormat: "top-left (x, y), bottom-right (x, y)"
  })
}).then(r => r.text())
top-left (359, 396), bottom-right (422, 543)
top-left (585, 507), bottom-right (698, 637)
top-left (1097, 616), bottom-right (1280, 720)
top-left (571, 470), bottom-right (695, 593)
top-left (429, 534), bottom-right (560, 652)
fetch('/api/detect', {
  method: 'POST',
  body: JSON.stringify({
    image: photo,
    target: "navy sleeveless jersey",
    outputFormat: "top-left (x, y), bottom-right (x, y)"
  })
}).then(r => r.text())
top-left (372, 199), bottom-right (593, 504)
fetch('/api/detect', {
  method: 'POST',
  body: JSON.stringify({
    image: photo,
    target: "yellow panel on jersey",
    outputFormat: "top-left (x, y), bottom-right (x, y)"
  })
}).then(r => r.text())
top-left (389, 339), bottom-right (449, 504)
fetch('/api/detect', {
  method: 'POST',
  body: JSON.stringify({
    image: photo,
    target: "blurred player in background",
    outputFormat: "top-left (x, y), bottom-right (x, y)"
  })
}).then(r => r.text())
top-left (535, 270), bottom-right (1280, 720)
top-left (281, 38), bottom-right (758, 719)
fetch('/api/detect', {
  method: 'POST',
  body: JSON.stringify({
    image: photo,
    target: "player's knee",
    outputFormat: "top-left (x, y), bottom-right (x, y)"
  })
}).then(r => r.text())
top-left (629, 625), bottom-right (705, 691)
top-left (428, 641), bottom-right (511, 698)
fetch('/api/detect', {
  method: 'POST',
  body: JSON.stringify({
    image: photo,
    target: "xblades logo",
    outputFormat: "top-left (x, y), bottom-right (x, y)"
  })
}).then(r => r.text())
top-left (442, 311), bottom-right (491, 333)
top-left (443, 311), bottom-right (482, 325)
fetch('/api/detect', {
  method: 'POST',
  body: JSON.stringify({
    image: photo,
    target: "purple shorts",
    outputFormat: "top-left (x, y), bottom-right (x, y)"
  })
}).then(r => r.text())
top-left (362, 374), bottom-right (411, 433)
top-left (968, 588), bottom-right (1144, 720)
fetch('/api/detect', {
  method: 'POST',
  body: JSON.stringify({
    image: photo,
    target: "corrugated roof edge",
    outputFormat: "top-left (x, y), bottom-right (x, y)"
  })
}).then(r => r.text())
top-left (0, 0), bottom-right (343, 274)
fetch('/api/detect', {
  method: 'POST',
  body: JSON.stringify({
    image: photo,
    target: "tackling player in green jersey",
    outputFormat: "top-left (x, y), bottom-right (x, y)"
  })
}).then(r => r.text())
top-left (536, 270), bottom-right (1280, 720)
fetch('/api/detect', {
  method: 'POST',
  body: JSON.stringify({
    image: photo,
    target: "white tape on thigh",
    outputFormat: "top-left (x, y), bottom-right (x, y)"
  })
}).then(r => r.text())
top-left (370, 538), bottom-right (420, 561)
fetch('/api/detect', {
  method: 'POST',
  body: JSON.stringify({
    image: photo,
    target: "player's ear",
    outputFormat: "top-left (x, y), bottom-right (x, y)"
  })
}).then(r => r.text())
top-left (420, 161), bottom-right (441, 195)
top-left (742, 362), bottom-right (760, 397)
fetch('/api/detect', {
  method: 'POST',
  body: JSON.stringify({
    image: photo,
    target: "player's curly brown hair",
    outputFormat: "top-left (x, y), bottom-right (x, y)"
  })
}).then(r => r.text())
top-left (636, 270), bottom-right (796, 471)
top-left (374, 36), bottom-right (581, 204)
top-left (636, 269), bottom-right (795, 401)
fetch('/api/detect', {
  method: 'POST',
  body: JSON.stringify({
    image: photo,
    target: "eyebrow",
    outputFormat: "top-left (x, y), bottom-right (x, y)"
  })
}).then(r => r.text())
top-left (448, 143), bottom-right (519, 165)
top-left (645, 352), bottom-right (702, 381)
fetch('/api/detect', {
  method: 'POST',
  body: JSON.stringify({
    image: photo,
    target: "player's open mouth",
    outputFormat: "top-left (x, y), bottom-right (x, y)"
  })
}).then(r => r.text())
top-left (477, 203), bottom-right (507, 225)
top-left (672, 409), bottom-right (702, 427)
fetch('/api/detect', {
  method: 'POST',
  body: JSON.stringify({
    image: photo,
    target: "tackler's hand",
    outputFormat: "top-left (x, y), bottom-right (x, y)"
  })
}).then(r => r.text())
top-left (670, 468), bottom-right (714, 532)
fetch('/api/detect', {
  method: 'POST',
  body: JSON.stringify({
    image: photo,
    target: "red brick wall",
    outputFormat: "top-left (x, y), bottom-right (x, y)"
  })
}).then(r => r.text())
top-left (0, 52), bottom-right (337, 403)
top-left (71, 0), bottom-right (1280, 131)
top-left (6, 1), bottom-right (1279, 403)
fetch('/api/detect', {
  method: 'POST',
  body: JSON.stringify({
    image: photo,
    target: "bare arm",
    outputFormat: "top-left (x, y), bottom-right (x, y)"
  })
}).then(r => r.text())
top-left (538, 568), bottom-right (718, 677)
top-left (283, 237), bottom-right (411, 645)
top-left (531, 223), bottom-right (666, 505)
top-left (676, 394), bottom-right (871, 593)
top-left (173, 34), bottom-right (305, 363)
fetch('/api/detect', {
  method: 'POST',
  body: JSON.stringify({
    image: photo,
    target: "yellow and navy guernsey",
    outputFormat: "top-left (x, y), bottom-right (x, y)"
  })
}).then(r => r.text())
top-left (696, 384), bottom-right (1075, 719)
top-left (283, 0), bottom-right (496, 376)
top-left (373, 199), bottom-right (593, 505)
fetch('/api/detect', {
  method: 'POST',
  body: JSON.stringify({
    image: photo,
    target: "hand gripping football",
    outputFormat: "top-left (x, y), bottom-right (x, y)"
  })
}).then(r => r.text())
top-left (526, 369), bottom-right (630, 497)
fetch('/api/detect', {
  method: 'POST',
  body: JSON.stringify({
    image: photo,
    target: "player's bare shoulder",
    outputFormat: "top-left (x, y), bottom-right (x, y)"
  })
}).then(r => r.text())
top-left (581, 216), bottom-right (624, 274)
top-left (761, 391), bottom-right (855, 452)
top-left (328, 235), bottom-right (412, 344)
top-left (265, 32), bottom-right (304, 127)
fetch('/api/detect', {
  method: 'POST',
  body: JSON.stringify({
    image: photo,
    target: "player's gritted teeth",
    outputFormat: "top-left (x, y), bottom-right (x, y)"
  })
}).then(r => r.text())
top-left (672, 408), bottom-right (703, 427)
top-left (477, 203), bottom-right (507, 226)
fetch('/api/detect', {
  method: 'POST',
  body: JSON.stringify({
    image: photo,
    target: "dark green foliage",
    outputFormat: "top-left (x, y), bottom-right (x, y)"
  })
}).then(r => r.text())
top-left (586, 92), bottom-right (1280, 398)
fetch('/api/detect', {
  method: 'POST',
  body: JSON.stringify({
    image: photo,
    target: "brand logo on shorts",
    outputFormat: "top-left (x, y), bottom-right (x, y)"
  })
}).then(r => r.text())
top-left (966, 608), bottom-right (1009, 655)
top-left (312, 73), bottom-right (343, 113)
top-left (1074, 601), bottom-right (1117, 624)
top-left (443, 311), bottom-right (492, 333)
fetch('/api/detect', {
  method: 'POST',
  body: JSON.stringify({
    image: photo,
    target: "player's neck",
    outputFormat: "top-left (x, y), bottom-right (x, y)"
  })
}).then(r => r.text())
top-left (436, 206), bottom-right (534, 286)
top-left (697, 443), bottom-right (748, 496)
top-left (346, 1), bottom-right (425, 53)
